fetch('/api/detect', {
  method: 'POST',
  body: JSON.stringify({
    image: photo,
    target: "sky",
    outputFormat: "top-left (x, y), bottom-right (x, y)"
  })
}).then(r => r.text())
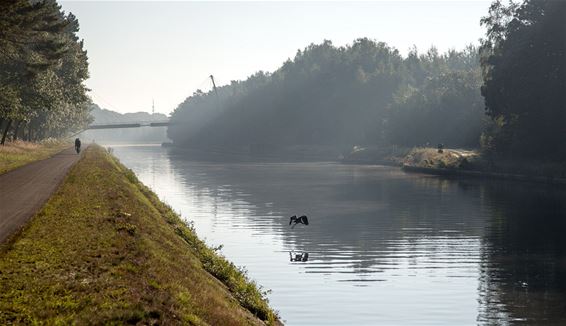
top-left (60, 1), bottom-right (492, 115)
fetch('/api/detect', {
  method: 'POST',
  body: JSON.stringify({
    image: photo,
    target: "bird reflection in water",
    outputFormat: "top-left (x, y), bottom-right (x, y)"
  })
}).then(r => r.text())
top-left (289, 251), bottom-right (309, 262)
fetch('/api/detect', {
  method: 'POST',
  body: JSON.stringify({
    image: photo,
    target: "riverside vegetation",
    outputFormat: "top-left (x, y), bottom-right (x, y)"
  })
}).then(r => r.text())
top-left (0, 0), bottom-right (91, 145)
top-left (0, 139), bottom-right (70, 174)
top-left (168, 0), bottom-right (565, 176)
top-left (0, 145), bottom-right (278, 325)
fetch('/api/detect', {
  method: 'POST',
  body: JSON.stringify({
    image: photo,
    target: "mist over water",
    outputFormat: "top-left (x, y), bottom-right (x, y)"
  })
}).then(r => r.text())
top-left (111, 145), bottom-right (566, 325)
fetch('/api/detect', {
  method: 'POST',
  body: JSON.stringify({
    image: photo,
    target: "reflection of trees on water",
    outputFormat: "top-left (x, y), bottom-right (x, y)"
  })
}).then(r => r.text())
top-left (168, 153), bottom-right (489, 273)
top-left (122, 147), bottom-right (566, 324)
top-left (477, 182), bottom-right (566, 324)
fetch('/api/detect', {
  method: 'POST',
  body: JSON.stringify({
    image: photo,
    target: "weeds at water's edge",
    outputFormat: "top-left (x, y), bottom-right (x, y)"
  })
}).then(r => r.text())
top-left (112, 152), bottom-right (279, 323)
top-left (403, 147), bottom-right (566, 180)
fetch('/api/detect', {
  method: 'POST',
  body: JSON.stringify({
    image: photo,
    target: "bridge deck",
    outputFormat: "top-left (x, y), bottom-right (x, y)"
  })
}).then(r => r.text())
top-left (86, 122), bottom-right (171, 130)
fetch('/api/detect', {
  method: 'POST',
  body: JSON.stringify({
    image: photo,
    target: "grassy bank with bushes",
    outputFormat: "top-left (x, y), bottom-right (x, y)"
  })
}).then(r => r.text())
top-left (402, 147), bottom-right (566, 184)
top-left (342, 145), bottom-right (566, 184)
top-left (403, 147), bottom-right (478, 170)
top-left (0, 145), bottom-right (279, 325)
top-left (0, 139), bottom-right (71, 174)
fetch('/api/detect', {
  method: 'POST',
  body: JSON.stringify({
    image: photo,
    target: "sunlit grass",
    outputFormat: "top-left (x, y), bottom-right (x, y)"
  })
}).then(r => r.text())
top-left (404, 147), bottom-right (566, 180)
top-left (0, 145), bottom-right (278, 325)
top-left (0, 139), bottom-right (70, 174)
top-left (404, 147), bottom-right (479, 169)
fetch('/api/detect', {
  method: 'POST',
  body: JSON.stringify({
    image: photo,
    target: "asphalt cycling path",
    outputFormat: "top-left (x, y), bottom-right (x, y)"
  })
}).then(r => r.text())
top-left (0, 146), bottom-right (86, 243)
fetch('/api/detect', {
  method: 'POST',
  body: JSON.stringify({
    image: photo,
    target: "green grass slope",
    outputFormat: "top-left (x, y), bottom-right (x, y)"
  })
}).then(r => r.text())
top-left (0, 145), bottom-right (278, 325)
top-left (0, 139), bottom-right (70, 174)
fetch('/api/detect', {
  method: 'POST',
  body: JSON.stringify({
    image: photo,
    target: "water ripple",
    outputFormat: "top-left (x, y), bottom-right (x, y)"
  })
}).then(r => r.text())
top-left (112, 145), bottom-right (566, 326)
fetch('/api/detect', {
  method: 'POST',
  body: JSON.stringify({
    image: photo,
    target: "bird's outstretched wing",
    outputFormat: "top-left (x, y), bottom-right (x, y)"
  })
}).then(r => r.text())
top-left (289, 215), bottom-right (296, 225)
top-left (300, 215), bottom-right (309, 225)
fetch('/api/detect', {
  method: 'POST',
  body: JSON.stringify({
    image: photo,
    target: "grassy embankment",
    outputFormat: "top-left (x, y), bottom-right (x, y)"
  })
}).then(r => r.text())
top-left (343, 146), bottom-right (566, 183)
top-left (342, 146), bottom-right (469, 168)
top-left (0, 139), bottom-right (71, 174)
top-left (402, 147), bottom-right (566, 182)
top-left (403, 147), bottom-right (478, 169)
top-left (0, 145), bottom-right (278, 325)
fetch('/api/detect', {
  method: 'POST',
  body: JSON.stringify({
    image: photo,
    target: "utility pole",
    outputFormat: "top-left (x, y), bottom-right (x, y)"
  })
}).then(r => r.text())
top-left (210, 75), bottom-right (219, 98)
top-left (210, 75), bottom-right (221, 111)
top-left (152, 99), bottom-right (155, 115)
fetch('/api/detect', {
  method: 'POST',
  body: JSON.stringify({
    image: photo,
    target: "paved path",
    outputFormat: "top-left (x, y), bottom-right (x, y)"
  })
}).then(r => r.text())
top-left (0, 146), bottom-right (84, 243)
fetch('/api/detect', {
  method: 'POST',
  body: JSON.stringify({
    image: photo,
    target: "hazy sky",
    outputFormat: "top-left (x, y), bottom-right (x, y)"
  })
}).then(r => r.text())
top-left (60, 1), bottom-right (491, 115)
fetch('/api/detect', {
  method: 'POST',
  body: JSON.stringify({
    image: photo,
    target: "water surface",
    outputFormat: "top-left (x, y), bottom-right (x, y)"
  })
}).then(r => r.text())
top-left (110, 145), bottom-right (566, 325)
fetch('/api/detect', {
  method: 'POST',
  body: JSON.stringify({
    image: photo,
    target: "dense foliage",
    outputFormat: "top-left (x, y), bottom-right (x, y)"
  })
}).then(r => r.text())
top-left (480, 0), bottom-right (566, 160)
top-left (168, 39), bottom-right (484, 151)
top-left (387, 47), bottom-right (484, 147)
top-left (0, 0), bottom-right (90, 144)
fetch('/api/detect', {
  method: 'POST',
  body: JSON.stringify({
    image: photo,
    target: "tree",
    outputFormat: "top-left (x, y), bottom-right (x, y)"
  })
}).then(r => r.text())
top-left (480, 0), bottom-right (566, 160)
top-left (0, 0), bottom-right (91, 144)
top-left (168, 39), bottom-right (484, 152)
top-left (387, 70), bottom-right (484, 148)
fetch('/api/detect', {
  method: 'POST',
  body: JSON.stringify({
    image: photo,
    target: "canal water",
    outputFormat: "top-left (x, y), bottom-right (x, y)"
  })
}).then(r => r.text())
top-left (110, 144), bottom-right (566, 325)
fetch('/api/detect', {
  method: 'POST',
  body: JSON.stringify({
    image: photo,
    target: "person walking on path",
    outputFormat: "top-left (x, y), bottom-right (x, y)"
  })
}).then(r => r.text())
top-left (74, 138), bottom-right (81, 154)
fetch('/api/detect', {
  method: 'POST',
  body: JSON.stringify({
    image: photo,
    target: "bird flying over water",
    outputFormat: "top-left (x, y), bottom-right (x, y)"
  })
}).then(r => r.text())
top-left (289, 215), bottom-right (309, 228)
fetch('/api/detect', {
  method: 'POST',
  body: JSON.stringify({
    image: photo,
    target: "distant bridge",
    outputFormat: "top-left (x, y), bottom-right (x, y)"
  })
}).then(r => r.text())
top-left (85, 121), bottom-right (171, 130)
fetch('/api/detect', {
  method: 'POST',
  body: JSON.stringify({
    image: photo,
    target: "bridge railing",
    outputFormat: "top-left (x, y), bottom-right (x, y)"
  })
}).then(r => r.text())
top-left (85, 121), bottom-right (171, 130)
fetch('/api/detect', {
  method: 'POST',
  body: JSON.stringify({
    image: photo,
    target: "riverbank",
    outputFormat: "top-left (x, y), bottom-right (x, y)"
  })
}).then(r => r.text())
top-left (342, 146), bottom-right (566, 185)
top-left (340, 145), bottom-right (409, 166)
top-left (401, 147), bottom-right (566, 185)
top-left (0, 145), bottom-right (278, 324)
top-left (0, 139), bottom-right (71, 174)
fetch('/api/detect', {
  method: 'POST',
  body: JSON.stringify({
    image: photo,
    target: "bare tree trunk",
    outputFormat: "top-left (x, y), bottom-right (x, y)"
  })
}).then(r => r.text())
top-left (1, 119), bottom-right (12, 145)
top-left (28, 120), bottom-right (36, 141)
top-left (19, 122), bottom-right (27, 141)
top-left (12, 120), bottom-right (22, 141)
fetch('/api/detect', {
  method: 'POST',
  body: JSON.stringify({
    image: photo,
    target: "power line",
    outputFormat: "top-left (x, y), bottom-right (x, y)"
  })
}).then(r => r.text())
top-left (88, 89), bottom-right (122, 112)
